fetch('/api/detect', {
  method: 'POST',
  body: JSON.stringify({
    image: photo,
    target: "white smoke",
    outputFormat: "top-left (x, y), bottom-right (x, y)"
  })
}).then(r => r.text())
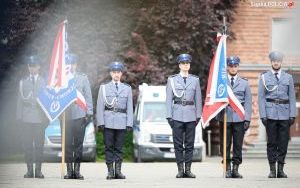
top-left (0, 0), bottom-right (135, 161)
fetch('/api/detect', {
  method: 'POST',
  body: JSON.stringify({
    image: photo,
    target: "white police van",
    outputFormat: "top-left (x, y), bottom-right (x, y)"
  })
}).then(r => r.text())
top-left (133, 83), bottom-right (206, 162)
top-left (43, 119), bottom-right (97, 162)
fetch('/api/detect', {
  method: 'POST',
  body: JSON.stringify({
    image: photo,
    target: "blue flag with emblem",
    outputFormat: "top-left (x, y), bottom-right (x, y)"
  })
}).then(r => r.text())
top-left (201, 34), bottom-right (228, 128)
top-left (37, 20), bottom-right (78, 121)
top-left (210, 35), bottom-right (228, 103)
top-left (215, 38), bottom-right (228, 100)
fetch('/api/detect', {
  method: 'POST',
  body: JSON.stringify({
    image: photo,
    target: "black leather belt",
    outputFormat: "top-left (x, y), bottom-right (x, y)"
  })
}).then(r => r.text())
top-left (266, 99), bottom-right (289, 104)
top-left (174, 100), bottom-right (194, 106)
top-left (105, 106), bottom-right (127, 113)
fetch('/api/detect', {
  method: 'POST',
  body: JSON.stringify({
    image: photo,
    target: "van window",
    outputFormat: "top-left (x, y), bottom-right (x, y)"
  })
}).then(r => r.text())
top-left (142, 102), bottom-right (167, 122)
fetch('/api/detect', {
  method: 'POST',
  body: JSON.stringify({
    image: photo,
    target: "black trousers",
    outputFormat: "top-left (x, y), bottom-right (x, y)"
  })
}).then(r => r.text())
top-left (265, 119), bottom-right (290, 164)
top-left (22, 123), bottom-right (46, 163)
top-left (172, 120), bottom-right (196, 164)
top-left (219, 122), bottom-right (245, 165)
top-left (65, 118), bottom-right (86, 163)
top-left (104, 128), bottom-right (126, 164)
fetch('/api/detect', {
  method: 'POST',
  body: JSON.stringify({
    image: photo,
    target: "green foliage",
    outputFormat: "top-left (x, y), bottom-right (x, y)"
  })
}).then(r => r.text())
top-left (123, 0), bottom-right (238, 96)
top-left (0, 0), bottom-right (53, 50)
top-left (95, 132), bottom-right (105, 161)
top-left (96, 131), bottom-right (133, 162)
top-left (0, 0), bottom-right (237, 158)
top-left (123, 132), bottom-right (134, 162)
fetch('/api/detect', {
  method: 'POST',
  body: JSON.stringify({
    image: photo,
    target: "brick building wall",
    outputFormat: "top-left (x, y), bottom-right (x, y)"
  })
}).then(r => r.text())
top-left (227, 0), bottom-right (298, 145)
top-left (227, 1), bottom-right (292, 64)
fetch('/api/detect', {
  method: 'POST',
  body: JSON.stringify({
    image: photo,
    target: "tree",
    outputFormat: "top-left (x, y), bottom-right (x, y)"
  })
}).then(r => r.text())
top-left (123, 0), bottom-right (238, 94)
top-left (0, 0), bottom-right (239, 160)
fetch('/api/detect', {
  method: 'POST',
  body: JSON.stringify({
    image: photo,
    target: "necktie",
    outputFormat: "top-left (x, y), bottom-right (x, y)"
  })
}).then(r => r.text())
top-left (274, 72), bottom-right (279, 81)
top-left (231, 77), bottom-right (234, 86)
top-left (115, 83), bottom-right (118, 91)
top-left (183, 77), bottom-right (187, 84)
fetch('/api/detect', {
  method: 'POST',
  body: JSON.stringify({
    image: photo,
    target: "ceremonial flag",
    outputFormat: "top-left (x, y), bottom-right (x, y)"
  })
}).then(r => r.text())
top-left (201, 35), bottom-right (245, 128)
top-left (37, 20), bottom-right (86, 121)
top-left (201, 35), bottom-right (228, 128)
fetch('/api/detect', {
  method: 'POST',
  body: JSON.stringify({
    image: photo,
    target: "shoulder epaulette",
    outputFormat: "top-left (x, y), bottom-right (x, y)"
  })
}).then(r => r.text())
top-left (122, 83), bottom-right (131, 87)
top-left (22, 76), bottom-right (29, 81)
top-left (77, 72), bottom-right (87, 77)
top-left (101, 81), bottom-right (110, 86)
top-left (241, 77), bottom-right (248, 81)
top-left (190, 74), bottom-right (199, 79)
top-left (168, 74), bottom-right (177, 79)
top-left (282, 71), bottom-right (291, 76)
top-left (261, 71), bottom-right (268, 75)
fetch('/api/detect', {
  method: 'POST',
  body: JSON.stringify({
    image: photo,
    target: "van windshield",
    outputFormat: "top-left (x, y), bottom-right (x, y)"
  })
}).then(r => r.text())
top-left (142, 102), bottom-right (167, 122)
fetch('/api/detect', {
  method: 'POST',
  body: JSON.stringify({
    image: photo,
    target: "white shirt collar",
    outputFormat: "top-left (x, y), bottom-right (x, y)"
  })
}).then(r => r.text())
top-left (271, 69), bottom-right (281, 79)
top-left (228, 74), bottom-right (238, 82)
top-left (30, 74), bottom-right (38, 81)
top-left (179, 72), bottom-right (189, 78)
top-left (112, 80), bottom-right (121, 85)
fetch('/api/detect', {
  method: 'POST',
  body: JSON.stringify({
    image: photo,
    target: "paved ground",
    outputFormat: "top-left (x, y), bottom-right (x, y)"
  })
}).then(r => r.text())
top-left (0, 157), bottom-right (299, 188)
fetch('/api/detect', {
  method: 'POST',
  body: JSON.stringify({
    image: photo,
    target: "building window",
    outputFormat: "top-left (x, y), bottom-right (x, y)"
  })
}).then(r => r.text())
top-left (296, 84), bottom-right (300, 102)
top-left (272, 18), bottom-right (299, 55)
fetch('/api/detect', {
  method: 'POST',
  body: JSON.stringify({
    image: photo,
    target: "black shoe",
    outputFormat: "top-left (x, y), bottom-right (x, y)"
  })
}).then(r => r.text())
top-left (24, 163), bottom-right (34, 178)
top-left (106, 163), bottom-right (114, 180)
top-left (74, 163), bottom-right (84, 180)
top-left (115, 161), bottom-right (126, 179)
top-left (225, 162), bottom-right (232, 178)
top-left (185, 162), bottom-right (196, 178)
top-left (64, 163), bottom-right (74, 179)
top-left (35, 163), bottom-right (44, 179)
top-left (277, 163), bottom-right (287, 178)
top-left (268, 163), bottom-right (276, 178)
top-left (232, 164), bottom-right (243, 178)
top-left (176, 163), bottom-right (184, 178)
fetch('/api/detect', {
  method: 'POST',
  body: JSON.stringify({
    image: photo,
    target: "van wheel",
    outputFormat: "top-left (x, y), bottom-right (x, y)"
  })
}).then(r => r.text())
top-left (137, 146), bottom-right (142, 163)
top-left (134, 146), bottom-right (142, 162)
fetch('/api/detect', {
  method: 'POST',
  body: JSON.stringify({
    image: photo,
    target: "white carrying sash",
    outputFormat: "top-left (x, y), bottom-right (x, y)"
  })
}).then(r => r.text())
top-left (261, 74), bottom-right (278, 92)
top-left (19, 79), bottom-right (33, 100)
top-left (170, 78), bottom-right (185, 98)
top-left (102, 85), bottom-right (117, 107)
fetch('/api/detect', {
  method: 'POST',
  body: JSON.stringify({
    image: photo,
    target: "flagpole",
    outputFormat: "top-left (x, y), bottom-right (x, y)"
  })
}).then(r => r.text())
top-left (61, 112), bottom-right (66, 179)
top-left (223, 111), bottom-right (227, 178)
top-left (222, 15), bottom-right (227, 179)
top-left (61, 19), bottom-right (67, 179)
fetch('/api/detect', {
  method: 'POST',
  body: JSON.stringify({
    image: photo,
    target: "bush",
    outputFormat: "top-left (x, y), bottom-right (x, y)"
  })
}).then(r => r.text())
top-left (96, 131), bottom-right (133, 162)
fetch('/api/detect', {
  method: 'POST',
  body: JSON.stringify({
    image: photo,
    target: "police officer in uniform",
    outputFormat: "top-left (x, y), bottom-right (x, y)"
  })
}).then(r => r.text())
top-left (166, 54), bottom-right (202, 178)
top-left (17, 55), bottom-right (48, 178)
top-left (216, 56), bottom-right (252, 178)
top-left (96, 61), bottom-right (133, 180)
top-left (64, 54), bottom-right (93, 180)
top-left (258, 51), bottom-right (296, 178)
